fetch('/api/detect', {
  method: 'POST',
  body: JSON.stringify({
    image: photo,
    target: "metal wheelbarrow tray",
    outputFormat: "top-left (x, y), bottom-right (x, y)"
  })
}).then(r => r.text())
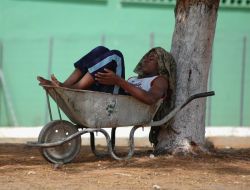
top-left (27, 85), bottom-right (214, 164)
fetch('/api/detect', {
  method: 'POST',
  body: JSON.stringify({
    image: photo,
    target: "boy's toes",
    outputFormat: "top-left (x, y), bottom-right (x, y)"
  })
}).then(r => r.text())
top-left (51, 74), bottom-right (57, 82)
top-left (37, 76), bottom-right (52, 85)
top-left (37, 76), bottom-right (43, 82)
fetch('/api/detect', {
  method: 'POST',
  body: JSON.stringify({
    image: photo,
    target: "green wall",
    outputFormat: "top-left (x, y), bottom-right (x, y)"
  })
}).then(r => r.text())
top-left (211, 9), bottom-right (250, 126)
top-left (0, 0), bottom-right (249, 126)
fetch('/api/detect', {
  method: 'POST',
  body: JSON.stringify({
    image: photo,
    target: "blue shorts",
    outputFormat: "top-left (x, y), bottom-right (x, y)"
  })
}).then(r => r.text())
top-left (74, 46), bottom-right (125, 95)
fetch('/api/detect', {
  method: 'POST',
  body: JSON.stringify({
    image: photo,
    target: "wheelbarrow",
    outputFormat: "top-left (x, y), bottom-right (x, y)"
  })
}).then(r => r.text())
top-left (27, 85), bottom-right (214, 164)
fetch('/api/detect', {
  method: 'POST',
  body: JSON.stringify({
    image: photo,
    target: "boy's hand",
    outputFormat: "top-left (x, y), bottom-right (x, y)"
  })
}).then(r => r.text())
top-left (95, 69), bottom-right (120, 85)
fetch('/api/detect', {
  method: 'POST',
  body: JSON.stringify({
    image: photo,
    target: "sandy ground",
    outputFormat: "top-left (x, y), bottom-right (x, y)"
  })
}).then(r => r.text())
top-left (0, 137), bottom-right (250, 190)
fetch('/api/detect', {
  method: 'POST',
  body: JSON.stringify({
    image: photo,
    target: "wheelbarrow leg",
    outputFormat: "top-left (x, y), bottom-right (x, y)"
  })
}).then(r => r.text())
top-left (90, 132), bottom-right (109, 158)
top-left (90, 127), bottom-right (118, 158)
top-left (104, 125), bottom-right (141, 160)
top-left (111, 127), bottom-right (117, 150)
top-left (125, 125), bottom-right (141, 159)
top-left (89, 127), bottom-right (142, 160)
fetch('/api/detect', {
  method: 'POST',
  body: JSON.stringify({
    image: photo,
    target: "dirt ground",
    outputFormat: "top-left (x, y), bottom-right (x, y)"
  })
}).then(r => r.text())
top-left (0, 137), bottom-right (250, 190)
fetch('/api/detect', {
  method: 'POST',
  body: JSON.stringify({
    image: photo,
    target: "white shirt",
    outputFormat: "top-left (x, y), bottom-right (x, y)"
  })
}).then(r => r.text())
top-left (127, 76), bottom-right (159, 92)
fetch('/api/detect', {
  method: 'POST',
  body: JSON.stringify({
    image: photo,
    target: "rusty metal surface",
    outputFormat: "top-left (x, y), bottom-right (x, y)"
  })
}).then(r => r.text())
top-left (43, 85), bottom-right (162, 128)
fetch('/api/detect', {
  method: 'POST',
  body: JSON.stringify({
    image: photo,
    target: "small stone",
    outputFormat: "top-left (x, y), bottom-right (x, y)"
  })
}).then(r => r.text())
top-left (153, 184), bottom-right (161, 190)
top-left (53, 162), bottom-right (63, 169)
top-left (27, 171), bottom-right (36, 175)
top-left (114, 173), bottom-right (132, 177)
top-left (149, 154), bottom-right (155, 159)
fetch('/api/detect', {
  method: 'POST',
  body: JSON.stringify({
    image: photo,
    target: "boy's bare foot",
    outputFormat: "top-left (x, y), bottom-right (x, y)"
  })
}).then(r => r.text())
top-left (51, 74), bottom-right (62, 87)
top-left (37, 76), bottom-right (53, 85)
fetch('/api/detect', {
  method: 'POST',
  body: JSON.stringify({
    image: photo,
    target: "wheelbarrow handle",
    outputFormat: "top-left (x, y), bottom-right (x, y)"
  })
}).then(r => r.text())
top-left (188, 91), bottom-right (215, 99)
top-left (189, 91), bottom-right (215, 100)
top-left (149, 91), bottom-right (215, 127)
top-left (181, 91), bottom-right (215, 109)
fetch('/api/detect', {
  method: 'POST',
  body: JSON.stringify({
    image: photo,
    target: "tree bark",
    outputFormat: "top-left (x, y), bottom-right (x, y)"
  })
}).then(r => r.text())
top-left (155, 0), bottom-right (220, 154)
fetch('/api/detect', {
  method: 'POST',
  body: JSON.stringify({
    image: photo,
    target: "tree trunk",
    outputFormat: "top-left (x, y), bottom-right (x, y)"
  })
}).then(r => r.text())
top-left (155, 0), bottom-right (220, 154)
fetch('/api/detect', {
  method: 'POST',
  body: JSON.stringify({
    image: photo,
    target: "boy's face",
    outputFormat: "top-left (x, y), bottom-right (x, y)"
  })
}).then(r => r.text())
top-left (141, 51), bottom-right (158, 75)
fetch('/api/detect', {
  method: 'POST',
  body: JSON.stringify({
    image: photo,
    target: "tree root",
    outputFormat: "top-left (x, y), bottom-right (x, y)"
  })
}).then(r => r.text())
top-left (153, 138), bottom-right (215, 156)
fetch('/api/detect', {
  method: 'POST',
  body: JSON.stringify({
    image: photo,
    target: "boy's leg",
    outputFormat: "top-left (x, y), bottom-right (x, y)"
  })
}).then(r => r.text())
top-left (52, 47), bottom-right (125, 92)
top-left (69, 72), bottom-right (95, 89)
top-left (62, 69), bottom-right (82, 87)
top-left (51, 71), bottom-right (95, 89)
top-left (52, 46), bottom-right (110, 88)
top-left (86, 49), bottom-right (125, 94)
top-left (74, 46), bottom-right (110, 75)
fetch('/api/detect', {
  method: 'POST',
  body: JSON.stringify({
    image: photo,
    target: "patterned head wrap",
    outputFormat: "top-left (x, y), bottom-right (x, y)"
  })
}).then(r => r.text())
top-left (134, 47), bottom-right (176, 106)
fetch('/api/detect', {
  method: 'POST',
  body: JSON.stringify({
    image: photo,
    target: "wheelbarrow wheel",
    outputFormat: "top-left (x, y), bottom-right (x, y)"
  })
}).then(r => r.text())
top-left (38, 120), bottom-right (81, 164)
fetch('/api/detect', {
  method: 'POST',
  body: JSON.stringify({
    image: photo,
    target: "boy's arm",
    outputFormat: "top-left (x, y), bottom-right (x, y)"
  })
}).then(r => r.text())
top-left (95, 69), bottom-right (168, 105)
